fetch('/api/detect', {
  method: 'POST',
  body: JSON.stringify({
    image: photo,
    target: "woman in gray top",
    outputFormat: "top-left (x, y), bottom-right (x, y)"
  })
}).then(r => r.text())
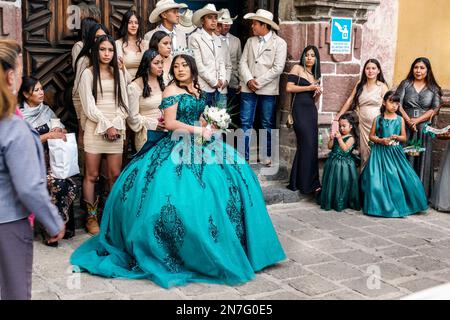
top-left (396, 57), bottom-right (442, 198)
top-left (0, 40), bottom-right (64, 300)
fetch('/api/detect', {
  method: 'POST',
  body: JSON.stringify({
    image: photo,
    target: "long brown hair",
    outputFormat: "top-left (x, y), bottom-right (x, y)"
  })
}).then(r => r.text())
top-left (0, 65), bottom-right (16, 119)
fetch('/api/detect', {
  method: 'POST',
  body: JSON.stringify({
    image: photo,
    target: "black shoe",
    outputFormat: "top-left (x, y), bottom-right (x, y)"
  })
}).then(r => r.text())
top-left (63, 229), bottom-right (75, 239)
top-left (44, 240), bottom-right (58, 247)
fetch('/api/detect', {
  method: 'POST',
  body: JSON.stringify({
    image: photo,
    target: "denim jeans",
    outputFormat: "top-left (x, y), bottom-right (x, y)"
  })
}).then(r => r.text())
top-left (204, 91), bottom-right (227, 108)
top-left (227, 88), bottom-right (241, 128)
top-left (239, 92), bottom-right (276, 161)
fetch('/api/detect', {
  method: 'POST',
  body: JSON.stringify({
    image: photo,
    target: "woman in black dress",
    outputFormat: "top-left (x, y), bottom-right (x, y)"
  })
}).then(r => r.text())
top-left (395, 57), bottom-right (442, 198)
top-left (286, 45), bottom-right (322, 194)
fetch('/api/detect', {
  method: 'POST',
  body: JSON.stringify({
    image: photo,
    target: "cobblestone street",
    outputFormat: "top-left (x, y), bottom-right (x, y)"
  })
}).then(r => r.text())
top-left (32, 199), bottom-right (450, 300)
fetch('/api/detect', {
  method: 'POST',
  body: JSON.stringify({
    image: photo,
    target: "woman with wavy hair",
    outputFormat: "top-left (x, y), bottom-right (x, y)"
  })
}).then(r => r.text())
top-left (335, 58), bottom-right (389, 169)
top-left (395, 57), bottom-right (443, 198)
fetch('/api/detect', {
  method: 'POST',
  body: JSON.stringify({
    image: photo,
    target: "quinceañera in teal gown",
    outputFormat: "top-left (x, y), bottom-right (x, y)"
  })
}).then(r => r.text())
top-left (70, 93), bottom-right (286, 288)
top-left (361, 115), bottom-right (428, 217)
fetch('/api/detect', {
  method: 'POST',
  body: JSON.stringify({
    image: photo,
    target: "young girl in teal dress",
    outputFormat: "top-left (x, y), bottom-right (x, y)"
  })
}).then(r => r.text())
top-left (361, 91), bottom-right (428, 217)
top-left (319, 114), bottom-right (360, 211)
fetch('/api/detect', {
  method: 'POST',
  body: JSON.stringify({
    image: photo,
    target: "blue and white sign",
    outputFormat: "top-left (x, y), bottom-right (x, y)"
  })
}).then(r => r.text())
top-left (330, 17), bottom-right (352, 54)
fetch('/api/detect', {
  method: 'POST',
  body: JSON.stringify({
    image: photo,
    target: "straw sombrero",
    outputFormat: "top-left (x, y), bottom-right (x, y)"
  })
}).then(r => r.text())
top-left (243, 9), bottom-right (279, 31)
top-left (149, 0), bottom-right (188, 24)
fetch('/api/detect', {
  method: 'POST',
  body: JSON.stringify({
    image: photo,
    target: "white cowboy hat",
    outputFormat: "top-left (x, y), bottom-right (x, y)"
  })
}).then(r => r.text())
top-left (149, 0), bottom-right (188, 24)
top-left (243, 9), bottom-right (279, 31)
top-left (179, 8), bottom-right (193, 27)
top-left (192, 4), bottom-right (220, 27)
top-left (218, 9), bottom-right (237, 25)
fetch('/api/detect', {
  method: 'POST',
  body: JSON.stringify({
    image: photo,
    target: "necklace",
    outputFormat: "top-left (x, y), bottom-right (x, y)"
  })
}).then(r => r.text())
top-left (305, 69), bottom-right (313, 75)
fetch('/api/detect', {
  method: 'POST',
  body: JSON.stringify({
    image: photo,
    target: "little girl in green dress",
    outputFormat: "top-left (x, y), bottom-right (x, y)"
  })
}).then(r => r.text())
top-left (361, 90), bottom-right (428, 217)
top-left (319, 114), bottom-right (361, 211)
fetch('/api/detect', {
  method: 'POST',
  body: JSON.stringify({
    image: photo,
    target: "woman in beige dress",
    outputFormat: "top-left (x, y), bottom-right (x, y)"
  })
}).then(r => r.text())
top-left (115, 9), bottom-right (149, 83)
top-left (72, 22), bottom-right (107, 136)
top-left (335, 59), bottom-right (389, 169)
top-left (127, 49), bottom-right (166, 151)
top-left (78, 35), bottom-right (128, 235)
top-left (149, 30), bottom-right (173, 85)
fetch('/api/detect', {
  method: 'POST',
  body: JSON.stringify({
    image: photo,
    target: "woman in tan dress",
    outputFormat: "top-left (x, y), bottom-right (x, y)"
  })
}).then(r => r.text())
top-left (127, 49), bottom-right (166, 151)
top-left (149, 30), bottom-right (173, 86)
top-left (79, 35), bottom-right (128, 235)
top-left (115, 9), bottom-right (149, 83)
top-left (335, 59), bottom-right (389, 169)
top-left (72, 22), bottom-right (107, 135)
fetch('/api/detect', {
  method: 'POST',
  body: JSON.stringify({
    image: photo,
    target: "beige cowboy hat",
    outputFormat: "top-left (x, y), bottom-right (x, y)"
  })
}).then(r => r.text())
top-left (218, 9), bottom-right (237, 25)
top-left (149, 0), bottom-right (188, 24)
top-left (243, 9), bottom-right (279, 31)
top-left (179, 8), bottom-right (193, 27)
top-left (192, 3), bottom-right (220, 27)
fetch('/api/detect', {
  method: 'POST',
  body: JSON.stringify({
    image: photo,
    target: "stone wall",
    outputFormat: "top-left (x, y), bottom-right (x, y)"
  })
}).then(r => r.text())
top-left (277, 0), bottom-right (383, 168)
top-left (0, 0), bottom-right (21, 43)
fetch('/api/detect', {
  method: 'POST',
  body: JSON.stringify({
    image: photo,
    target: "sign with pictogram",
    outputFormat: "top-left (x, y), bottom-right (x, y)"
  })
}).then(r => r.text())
top-left (330, 17), bottom-right (352, 54)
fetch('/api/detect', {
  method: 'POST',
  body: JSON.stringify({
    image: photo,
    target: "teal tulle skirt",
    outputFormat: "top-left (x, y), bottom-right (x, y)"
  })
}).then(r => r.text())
top-left (361, 143), bottom-right (428, 218)
top-left (70, 132), bottom-right (286, 288)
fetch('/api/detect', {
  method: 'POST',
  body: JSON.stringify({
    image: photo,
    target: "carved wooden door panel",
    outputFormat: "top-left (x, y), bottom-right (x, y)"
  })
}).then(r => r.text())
top-left (22, 0), bottom-right (155, 130)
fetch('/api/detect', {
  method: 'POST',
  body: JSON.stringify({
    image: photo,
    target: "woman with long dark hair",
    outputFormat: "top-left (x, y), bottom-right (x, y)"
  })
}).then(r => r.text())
top-left (71, 53), bottom-right (285, 289)
top-left (149, 30), bottom-right (172, 85)
top-left (395, 57), bottom-right (442, 198)
top-left (72, 22), bottom-right (108, 134)
top-left (18, 77), bottom-right (77, 245)
top-left (127, 49), bottom-right (166, 151)
top-left (116, 9), bottom-right (148, 83)
top-left (286, 45), bottom-right (323, 195)
top-left (335, 59), bottom-right (389, 168)
top-left (78, 35), bottom-right (128, 235)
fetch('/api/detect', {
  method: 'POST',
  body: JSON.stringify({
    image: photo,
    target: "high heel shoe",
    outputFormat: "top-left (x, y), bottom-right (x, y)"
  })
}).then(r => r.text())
top-left (40, 229), bottom-right (58, 247)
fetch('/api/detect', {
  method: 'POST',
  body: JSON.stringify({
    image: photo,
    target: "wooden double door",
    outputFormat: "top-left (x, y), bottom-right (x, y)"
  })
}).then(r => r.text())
top-left (22, 0), bottom-right (156, 130)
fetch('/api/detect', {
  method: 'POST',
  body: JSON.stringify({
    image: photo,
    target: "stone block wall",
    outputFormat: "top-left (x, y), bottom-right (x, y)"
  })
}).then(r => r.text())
top-left (0, 0), bottom-right (21, 43)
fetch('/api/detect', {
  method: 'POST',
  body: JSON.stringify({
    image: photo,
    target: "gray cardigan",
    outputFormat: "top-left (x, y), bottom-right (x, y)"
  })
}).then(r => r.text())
top-left (0, 115), bottom-right (63, 236)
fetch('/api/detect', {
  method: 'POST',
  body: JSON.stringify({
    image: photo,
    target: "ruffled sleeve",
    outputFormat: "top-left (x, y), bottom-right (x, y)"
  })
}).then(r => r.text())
top-left (78, 69), bottom-right (114, 135)
top-left (160, 94), bottom-right (182, 110)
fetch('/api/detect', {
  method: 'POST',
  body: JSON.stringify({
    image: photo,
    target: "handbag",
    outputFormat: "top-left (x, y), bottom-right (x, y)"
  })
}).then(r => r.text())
top-left (286, 76), bottom-right (300, 129)
top-left (48, 133), bottom-right (80, 179)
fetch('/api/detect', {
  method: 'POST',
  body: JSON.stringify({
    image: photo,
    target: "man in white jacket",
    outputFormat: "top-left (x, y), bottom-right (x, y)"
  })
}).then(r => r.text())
top-left (188, 4), bottom-right (230, 108)
top-left (239, 9), bottom-right (287, 165)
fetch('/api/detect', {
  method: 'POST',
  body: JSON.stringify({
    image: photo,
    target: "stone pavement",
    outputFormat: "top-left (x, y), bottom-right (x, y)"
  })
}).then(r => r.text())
top-left (32, 198), bottom-right (450, 300)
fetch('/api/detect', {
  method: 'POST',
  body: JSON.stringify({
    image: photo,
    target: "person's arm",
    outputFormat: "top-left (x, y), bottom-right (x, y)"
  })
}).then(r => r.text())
top-left (395, 80), bottom-right (411, 122)
top-left (5, 121), bottom-right (64, 237)
top-left (188, 35), bottom-right (219, 88)
top-left (239, 41), bottom-right (254, 86)
top-left (335, 84), bottom-right (358, 121)
top-left (336, 135), bottom-right (355, 152)
top-left (391, 117), bottom-right (407, 143)
top-left (254, 39), bottom-right (288, 88)
top-left (286, 66), bottom-right (319, 93)
top-left (369, 118), bottom-right (390, 145)
top-left (126, 83), bottom-right (158, 132)
top-left (78, 69), bottom-right (114, 135)
top-left (327, 134), bottom-right (335, 149)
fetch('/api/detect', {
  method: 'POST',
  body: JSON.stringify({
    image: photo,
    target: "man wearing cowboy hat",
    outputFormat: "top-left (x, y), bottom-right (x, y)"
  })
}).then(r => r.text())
top-left (144, 0), bottom-right (188, 51)
top-left (188, 4), bottom-right (230, 108)
top-left (217, 9), bottom-right (242, 122)
top-left (239, 9), bottom-right (287, 165)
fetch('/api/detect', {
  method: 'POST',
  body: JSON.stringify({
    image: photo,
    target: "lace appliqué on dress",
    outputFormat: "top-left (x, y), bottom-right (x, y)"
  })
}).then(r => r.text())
top-left (153, 197), bottom-right (186, 272)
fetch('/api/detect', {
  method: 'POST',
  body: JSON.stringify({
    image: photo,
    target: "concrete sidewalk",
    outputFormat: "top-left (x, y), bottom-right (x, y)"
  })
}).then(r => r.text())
top-left (32, 199), bottom-right (450, 300)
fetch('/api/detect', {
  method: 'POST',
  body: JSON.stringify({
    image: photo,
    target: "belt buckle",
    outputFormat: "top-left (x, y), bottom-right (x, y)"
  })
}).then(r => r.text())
top-left (413, 109), bottom-right (420, 118)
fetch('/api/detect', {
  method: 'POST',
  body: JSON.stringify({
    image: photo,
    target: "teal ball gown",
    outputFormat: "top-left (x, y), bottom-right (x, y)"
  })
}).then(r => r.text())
top-left (319, 136), bottom-right (361, 212)
top-left (70, 93), bottom-right (286, 288)
top-left (361, 115), bottom-right (428, 217)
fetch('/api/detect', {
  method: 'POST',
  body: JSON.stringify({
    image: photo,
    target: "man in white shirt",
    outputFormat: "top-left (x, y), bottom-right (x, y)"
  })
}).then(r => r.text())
top-left (239, 9), bottom-right (287, 165)
top-left (217, 9), bottom-right (242, 123)
top-left (188, 4), bottom-right (229, 108)
top-left (144, 0), bottom-right (188, 51)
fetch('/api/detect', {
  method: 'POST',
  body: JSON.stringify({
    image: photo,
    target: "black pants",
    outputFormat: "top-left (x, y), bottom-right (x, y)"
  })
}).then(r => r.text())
top-left (0, 218), bottom-right (33, 300)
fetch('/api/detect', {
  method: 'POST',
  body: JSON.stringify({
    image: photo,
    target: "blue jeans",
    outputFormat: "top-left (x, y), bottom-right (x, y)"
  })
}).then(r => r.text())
top-left (240, 92), bottom-right (276, 161)
top-left (204, 91), bottom-right (227, 108)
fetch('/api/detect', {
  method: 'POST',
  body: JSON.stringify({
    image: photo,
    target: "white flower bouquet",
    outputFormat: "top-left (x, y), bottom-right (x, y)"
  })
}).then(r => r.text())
top-left (196, 106), bottom-right (232, 144)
